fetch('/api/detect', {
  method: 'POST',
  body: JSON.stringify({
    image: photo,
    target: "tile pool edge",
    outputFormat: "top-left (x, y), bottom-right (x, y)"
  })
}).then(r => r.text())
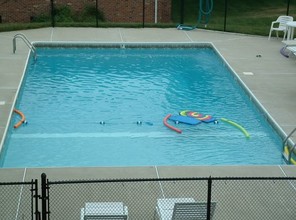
top-left (0, 50), bottom-right (32, 155)
top-left (32, 41), bottom-right (214, 49)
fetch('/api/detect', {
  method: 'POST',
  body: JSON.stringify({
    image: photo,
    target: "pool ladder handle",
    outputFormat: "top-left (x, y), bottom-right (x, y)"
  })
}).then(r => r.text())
top-left (13, 33), bottom-right (37, 59)
top-left (282, 127), bottom-right (296, 164)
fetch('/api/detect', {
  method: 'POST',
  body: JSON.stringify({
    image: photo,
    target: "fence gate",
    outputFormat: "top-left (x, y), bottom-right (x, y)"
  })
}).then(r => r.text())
top-left (0, 179), bottom-right (40, 220)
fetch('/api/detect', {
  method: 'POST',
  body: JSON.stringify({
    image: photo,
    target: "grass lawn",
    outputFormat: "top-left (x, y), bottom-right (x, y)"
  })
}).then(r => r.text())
top-left (171, 0), bottom-right (296, 36)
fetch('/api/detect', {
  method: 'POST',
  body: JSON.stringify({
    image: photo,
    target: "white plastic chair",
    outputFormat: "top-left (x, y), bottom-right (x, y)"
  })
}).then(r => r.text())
top-left (287, 46), bottom-right (296, 57)
top-left (268, 16), bottom-right (293, 40)
top-left (155, 198), bottom-right (216, 220)
top-left (81, 202), bottom-right (128, 220)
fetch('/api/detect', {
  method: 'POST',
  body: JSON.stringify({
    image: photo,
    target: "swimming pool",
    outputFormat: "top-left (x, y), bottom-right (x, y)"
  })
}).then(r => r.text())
top-left (0, 43), bottom-right (284, 167)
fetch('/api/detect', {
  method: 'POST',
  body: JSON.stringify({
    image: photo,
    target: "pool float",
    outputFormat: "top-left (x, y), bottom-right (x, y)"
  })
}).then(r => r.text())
top-left (163, 114), bottom-right (182, 134)
top-left (180, 110), bottom-right (191, 117)
top-left (169, 115), bottom-right (201, 125)
top-left (13, 109), bottom-right (26, 129)
top-left (187, 111), bottom-right (214, 122)
top-left (220, 118), bottom-right (250, 138)
top-left (179, 110), bottom-right (217, 123)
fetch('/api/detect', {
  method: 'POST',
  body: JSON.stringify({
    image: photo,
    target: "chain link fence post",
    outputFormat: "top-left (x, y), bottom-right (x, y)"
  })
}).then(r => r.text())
top-left (41, 173), bottom-right (49, 220)
top-left (96, 0), bottom-right (99, 27)
top-left (207, 176), bottom-right (212, 220)
top-left (50, 0), bottom-right (55, 27)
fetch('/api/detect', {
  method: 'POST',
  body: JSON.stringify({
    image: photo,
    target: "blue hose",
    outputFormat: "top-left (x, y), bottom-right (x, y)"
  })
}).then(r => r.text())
top-left (177, 0), bottom-right (213, 31)
top-left (198, 0), bottom-right (213, 26)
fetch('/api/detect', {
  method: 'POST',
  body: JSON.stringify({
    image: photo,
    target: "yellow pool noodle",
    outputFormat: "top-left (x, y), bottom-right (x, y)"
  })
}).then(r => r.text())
top-left (220, 118), bottom-right (250, 139)
top-left (284, 146), bottom-right (296, 165)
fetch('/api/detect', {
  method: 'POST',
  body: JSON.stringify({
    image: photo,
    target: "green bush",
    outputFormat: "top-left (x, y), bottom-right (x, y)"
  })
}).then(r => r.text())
top-left (31, 4), bottom-right (105, 23)
top-left (31, 13), bottom-right (51, 23)
top-left (54, 5), bottom-right (74, 22)
top-left (81, 5), bottom-right (105, 22)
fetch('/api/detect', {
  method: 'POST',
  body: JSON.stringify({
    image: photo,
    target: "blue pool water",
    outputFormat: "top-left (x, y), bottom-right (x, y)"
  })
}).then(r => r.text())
top-left (0, 45), bottom-right (283, 167)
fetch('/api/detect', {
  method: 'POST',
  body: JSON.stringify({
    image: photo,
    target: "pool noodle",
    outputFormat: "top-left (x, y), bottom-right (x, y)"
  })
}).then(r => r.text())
top-left (284, 146), bottom-right (296, 165)
top-left (220, 118), bottom-right (250, 138)
top-left (13, 109), bottom-right (26, 129)
top-left (163, 114), bottom-right (182, 134)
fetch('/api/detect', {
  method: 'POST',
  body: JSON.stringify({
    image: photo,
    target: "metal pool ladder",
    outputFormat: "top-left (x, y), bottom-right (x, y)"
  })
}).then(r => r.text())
top-left (13, 33), bottom-right (37, 59)
top-left (282, 127), bottom-right (296, 164)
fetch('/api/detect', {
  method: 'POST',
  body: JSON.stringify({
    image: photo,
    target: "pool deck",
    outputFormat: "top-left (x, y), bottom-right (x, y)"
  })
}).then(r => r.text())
top-left (0, 27), bottom-right (296, 181)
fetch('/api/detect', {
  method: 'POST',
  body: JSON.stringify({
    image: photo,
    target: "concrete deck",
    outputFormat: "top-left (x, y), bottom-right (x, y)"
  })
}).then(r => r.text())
top-left (0, 27), bottom-right (296, 180)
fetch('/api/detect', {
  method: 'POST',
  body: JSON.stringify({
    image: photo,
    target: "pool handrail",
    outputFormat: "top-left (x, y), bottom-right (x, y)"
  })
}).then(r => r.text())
top-left (283, 127), bottom-right (296, 149)
top-left (13, 33), bottom-right (37, 60)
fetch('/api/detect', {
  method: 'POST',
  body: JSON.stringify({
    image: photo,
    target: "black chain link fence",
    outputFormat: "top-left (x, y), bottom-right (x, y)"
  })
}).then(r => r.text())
top-left (174, 0), bottom-right (296, 35)
top-left (0, 180), bottom-right (39, 220)
top-left (212, 178), bottom-right (296, 220)
top-left (1, 176), bottom-right (296, 220)
top-left (0, 0), bottom-right (295, 35)
top-left (47, 178), bottom-right (209, 219)
top-left (46, 176), bottom-right (296, 220)
top-left (0, 0), bottom-right (170, 29)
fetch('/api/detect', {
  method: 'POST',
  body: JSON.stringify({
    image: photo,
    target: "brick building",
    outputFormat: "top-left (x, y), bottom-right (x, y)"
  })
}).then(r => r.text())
top-left (0, 0), bottom-right (171, 23)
